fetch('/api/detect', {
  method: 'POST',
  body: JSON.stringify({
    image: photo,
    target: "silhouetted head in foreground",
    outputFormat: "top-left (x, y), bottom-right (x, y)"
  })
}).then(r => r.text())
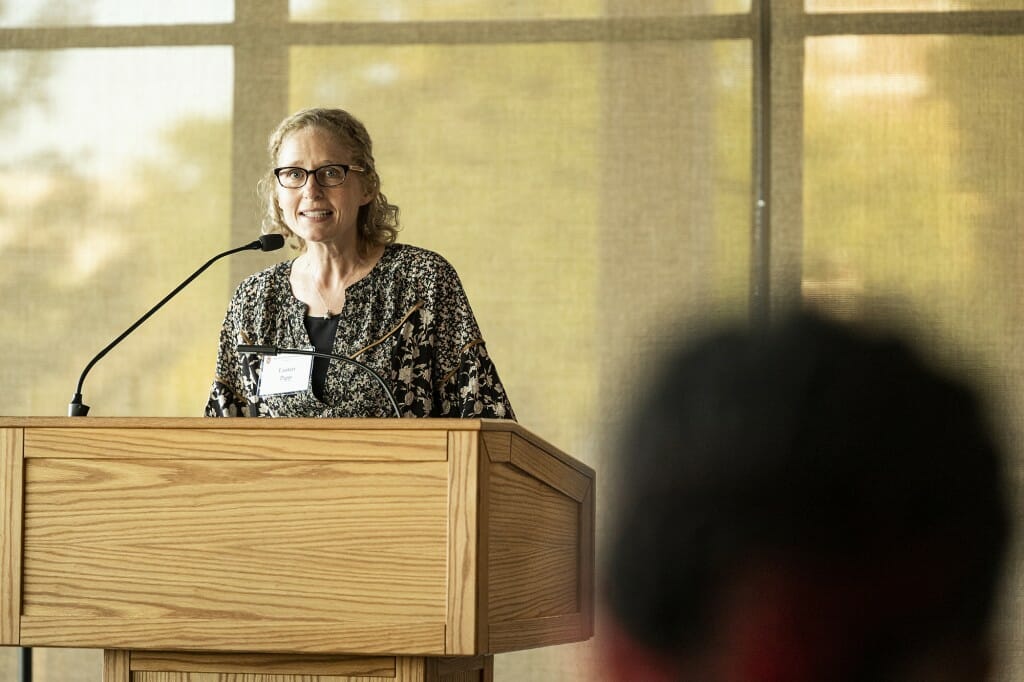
top-left (603, 313), bottom-right (1011, 682)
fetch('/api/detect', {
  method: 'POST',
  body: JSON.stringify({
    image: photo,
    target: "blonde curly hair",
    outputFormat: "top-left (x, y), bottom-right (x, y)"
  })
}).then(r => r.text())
top-left (258, 108), bottom-right (400, 253)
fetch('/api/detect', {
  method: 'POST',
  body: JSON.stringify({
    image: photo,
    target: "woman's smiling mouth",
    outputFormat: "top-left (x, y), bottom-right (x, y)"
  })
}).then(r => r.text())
top-left (300, 209), bottom-right (333, 219)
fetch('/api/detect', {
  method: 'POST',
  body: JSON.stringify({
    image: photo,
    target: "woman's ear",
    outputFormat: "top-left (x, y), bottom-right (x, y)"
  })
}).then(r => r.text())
top-left (358, 175), bottom-right (376, 206)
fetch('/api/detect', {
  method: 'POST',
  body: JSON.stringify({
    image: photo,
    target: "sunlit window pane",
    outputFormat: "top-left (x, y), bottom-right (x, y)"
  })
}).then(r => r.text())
top-left (0, 47), bottom-right (233, 416)
top-left (290, 0), bottom-right (749, 22)
top-left (808, 0), bottom-right (1024, 11)
top-left (289, 41), bottom-right (750, 435)
top-left (804, 39), bottom-right (1024, 677)
top-left (803, 34), bottom-right (1024, 391)
top-left (0, 0), bottom-right (233, 27)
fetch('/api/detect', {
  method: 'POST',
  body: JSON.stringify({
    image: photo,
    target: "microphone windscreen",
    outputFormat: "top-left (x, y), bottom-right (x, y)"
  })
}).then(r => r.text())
top-left (258, 234), bottom-right (286, 251)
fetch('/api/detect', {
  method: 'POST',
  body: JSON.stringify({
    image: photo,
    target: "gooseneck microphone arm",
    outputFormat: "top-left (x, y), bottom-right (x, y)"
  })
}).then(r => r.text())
top-left (68, 234), bottom-right (286, 417)
top-left (236, 344), bottom-right (402, 419)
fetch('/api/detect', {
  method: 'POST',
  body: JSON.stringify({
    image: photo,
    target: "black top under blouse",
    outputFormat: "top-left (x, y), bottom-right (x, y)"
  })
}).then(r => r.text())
top-left (303, 314), bottom-right (342, 402)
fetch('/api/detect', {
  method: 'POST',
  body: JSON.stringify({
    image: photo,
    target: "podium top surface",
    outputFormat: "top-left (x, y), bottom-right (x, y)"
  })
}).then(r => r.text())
top-left (0, 416), bottom-right (512, 431)
top-left (0, 417), bottom-right (591, 477)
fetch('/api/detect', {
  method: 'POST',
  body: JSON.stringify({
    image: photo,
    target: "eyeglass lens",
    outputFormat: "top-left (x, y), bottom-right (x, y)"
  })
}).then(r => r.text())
top-left (276, 165), bottom-right (348, 188)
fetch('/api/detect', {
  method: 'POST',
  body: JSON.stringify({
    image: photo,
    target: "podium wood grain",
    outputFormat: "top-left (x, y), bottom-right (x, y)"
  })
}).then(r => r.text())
top-left (104, 650), bottom-right (492, 682)
top-left (0, 427), bottom-right (22, 644)
top-left (0, 417), bottom-right (590, 679)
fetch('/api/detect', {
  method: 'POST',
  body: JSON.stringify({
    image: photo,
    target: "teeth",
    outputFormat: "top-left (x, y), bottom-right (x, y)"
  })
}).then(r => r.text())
top-left (302, 210), bottom-right (331, 218)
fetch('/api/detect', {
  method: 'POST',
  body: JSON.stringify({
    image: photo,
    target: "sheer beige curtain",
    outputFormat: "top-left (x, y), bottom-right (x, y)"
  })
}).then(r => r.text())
top-left (774, 4), bottom-right (1024, 680)
top-left (2, 0), bottom-right (1023, 680)
top-left (800, 26), bottom-right (1024, 682)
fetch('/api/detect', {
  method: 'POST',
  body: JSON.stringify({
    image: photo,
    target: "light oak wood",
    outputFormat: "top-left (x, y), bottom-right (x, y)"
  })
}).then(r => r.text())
top-left (446, 431), bottom-right (479, 655)
top-left (426, 655), bottom-right (492, 682)
top-left (475, 445), bottom-right (492, 655)
top-left (0, 418), bottom-right (593, 681)
top-left (130, 651), bottom-right (395, 675)
top-left (21, 453), bottom-right (449, 652)
top-left (25, 426), bottom-right (449, 462)
top-left (0, 428), bottom-right (22, 645)
top-left (0, 417), bottom-right (478, 430)
top-left (490, 613), bottom-right (590, 652)
top-left (104, 649), bottom-right (130, 682)
top-left (120, 652), bottom-right (486, 682)
top-left (479, 433), bottom-right (510, 463)
top-left (509, 433), bottom-right (590, 503)
top-left (23, 617), bottom-right (445, 655)
top-left (486, 433), bottom-right (593, 653)
top-left (488, 463), bottom-right (579, 622)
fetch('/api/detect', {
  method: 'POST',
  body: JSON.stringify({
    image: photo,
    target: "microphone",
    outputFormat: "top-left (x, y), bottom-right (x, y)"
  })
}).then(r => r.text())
top-left (236, 344), bottom-right (402, 418)
top-left (68, 234), bottom-right (286, 416)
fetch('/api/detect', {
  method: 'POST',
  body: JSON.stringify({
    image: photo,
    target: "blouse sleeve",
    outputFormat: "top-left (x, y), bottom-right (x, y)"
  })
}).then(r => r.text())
top-left (204, 284), bottom-right (261, 417)
top-left (427, 256), bottom-right (515, 420)
top-left (439, 340), bottom-right (516, 419)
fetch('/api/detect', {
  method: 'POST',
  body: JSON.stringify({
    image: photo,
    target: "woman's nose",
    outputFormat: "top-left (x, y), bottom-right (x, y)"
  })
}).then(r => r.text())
top-left (302, 176), bottom-right (323, 198)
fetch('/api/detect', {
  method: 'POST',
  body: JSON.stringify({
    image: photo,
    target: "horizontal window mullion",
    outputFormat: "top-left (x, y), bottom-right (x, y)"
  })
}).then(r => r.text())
top-left (3, 10), bottom-right (1024, 50)
top-left (798, 10), bottom-right (1024, 36)
top-left (282, 15), bottom-right (755, 44)
top-left (0, 15), bottom-right (756, 50)
top-left (0, 24), bottom-right (234, 49)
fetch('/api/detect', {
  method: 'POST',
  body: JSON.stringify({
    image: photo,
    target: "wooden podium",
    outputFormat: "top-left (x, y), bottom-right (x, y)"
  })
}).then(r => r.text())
top-left (0, 417), bottom-right (594, 682)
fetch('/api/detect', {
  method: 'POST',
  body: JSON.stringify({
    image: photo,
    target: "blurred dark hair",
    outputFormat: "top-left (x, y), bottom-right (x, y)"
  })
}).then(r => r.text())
top-left (604, 312), bottom-right (1010, 677)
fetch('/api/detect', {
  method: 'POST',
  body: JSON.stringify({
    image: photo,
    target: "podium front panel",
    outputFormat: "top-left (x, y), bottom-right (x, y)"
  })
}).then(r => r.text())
top-left (0, 417), bottom-right (594, 658)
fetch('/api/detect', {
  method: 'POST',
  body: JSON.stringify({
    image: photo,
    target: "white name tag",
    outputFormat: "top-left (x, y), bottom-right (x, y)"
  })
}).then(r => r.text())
top-left (258, 353), bottom-right (314, 396)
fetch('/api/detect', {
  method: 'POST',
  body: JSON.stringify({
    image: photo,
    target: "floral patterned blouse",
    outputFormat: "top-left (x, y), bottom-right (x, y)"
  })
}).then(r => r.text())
top-left (204, 243), bottom-right (515, 419)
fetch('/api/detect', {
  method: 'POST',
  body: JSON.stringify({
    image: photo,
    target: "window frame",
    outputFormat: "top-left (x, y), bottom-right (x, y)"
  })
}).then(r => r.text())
top-left (1, 0), bottom-right (1021, 314)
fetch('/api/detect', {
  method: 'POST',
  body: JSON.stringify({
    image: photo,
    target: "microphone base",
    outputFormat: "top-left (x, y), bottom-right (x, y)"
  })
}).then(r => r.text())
top-left (68, 396), bottom-right (90, 417)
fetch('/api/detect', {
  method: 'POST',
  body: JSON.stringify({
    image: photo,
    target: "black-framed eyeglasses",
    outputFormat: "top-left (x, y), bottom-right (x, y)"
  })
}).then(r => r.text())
top-left (273, 164), bottom-right (365, 189)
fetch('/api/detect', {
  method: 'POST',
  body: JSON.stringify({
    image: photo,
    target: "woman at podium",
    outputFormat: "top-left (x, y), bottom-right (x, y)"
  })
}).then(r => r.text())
top-left (205, 108), bottom-right (515, 420)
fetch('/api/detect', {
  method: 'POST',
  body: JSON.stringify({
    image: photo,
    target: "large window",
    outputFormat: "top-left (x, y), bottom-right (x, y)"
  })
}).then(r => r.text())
top-left (1, 1), bottom-right (1022, 680)
top-left (0, 45), bottom-right (233, 418)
